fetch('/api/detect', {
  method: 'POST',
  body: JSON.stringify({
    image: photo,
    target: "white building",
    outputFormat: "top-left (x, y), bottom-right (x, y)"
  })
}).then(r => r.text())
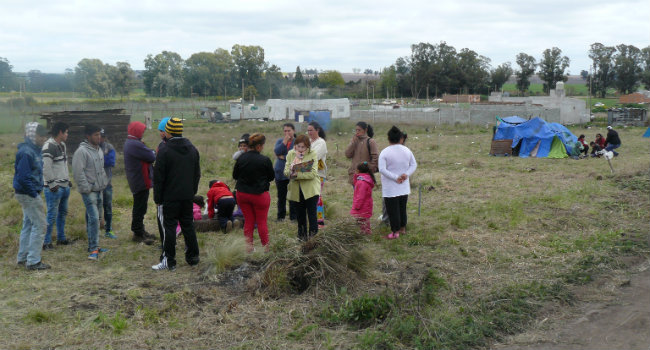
top-left (265, 99), bottom-right (350, 121)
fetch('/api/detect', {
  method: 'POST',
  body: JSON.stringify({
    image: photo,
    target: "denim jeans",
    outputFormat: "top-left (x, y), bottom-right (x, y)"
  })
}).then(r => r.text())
top-left (81, 191), bottom-right (102, 252)
top-left (605, 143), bottom-right (620, 156)
top-left (44, 186), bottom-right (70, 244)
top-left (16, 193), bottom-right (46, 265)
top-left (99, 185), bottom-right (113, 233)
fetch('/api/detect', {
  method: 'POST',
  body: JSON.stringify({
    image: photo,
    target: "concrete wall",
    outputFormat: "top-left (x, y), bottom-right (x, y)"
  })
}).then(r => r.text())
top-left (488, 83), bottom-right (589, 124)
top-left (350, 105), bottom-right (560, 126)
top-left (266, 99), bottom-right (350, 121)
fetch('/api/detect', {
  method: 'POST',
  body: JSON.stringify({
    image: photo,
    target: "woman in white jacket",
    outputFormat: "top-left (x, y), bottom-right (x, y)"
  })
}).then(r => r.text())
top-left (307, 122), bottom-right (327, 226)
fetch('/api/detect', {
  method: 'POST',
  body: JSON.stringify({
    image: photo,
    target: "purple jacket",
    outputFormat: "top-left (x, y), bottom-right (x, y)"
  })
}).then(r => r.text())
top-left (123, 136), bottom-right (156, 194)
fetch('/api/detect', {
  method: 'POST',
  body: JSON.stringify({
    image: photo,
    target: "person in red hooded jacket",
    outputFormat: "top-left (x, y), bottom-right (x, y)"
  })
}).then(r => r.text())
top-left (350, 162), bottom-right (376, 235)
top-left (206, 179), bottom-right (238, 232)
top-left (123, 121), bottom-right (156, 245)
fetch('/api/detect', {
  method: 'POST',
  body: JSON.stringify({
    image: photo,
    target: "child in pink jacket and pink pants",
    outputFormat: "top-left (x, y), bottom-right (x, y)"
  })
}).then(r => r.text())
top-left (350, 162), bottom-right (376, 234)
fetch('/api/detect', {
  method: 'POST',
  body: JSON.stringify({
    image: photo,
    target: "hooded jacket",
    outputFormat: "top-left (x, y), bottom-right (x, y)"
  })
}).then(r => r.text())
top-left (13, 137), bottom-right (44, 198)
top-left (153, 136), bottom-right (201, 204)
top-left (123, 122), bottom-right (156, 194)
top-left (72, 140), bottom-right (108, 194)
top-left (345, 134), bottom-right (379, 185)
top-left (606, 129), bottom-right (621, 145)
top-left (100, 140), bottom-right (116, 185)
top-left (274, 136), bottom-right (295, 181)
top-left (350, 172), bottom-right (375, 218)
top-left (42, 137), bottom-right (70, 189)
top-left (207, 181), bottom-right (234, 219)
top-left (233, 151), bottom-right (275, 194)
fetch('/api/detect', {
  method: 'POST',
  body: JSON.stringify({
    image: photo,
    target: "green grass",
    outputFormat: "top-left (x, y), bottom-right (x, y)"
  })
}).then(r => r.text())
top-left (0, 102), bottom-right (647, 349)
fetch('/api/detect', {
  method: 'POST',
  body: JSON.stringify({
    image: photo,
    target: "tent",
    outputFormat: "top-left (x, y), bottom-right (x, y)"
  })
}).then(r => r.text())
top-left (643, 127), bottom-right (650, 138)
top-left (493, 117), bottom-right (580, 158)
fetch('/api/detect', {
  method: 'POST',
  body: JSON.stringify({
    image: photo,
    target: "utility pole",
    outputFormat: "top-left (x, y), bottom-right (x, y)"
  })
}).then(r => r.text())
top-left (241, 77), bottom-right (244, 121)
top-left (588, 66), bottom-right (592, 119)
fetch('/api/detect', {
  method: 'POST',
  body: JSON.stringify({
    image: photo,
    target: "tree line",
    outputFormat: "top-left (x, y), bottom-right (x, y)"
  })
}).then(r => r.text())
top-left (1, 42), bottom-right (649, 99)
top-left (377, 42), bottom-right (650, 99)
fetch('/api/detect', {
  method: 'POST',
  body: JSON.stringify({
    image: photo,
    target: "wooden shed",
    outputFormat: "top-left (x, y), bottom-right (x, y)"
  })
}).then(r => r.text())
top-left (40, 109), bottom-right (131, 153)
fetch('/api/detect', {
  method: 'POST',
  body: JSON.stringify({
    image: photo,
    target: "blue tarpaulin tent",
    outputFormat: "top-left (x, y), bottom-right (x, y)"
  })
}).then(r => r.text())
top-left (494, 117), bottom-right (580, 158)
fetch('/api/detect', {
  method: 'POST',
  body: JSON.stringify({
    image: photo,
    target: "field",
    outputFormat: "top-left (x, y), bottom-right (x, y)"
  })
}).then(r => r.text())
top-left (0, 110), bottom-right (648, 349)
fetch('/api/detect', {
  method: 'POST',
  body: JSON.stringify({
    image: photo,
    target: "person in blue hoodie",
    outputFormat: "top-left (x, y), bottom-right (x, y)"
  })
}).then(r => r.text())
top-left (14, 122), bottom-right (51, 270)
top-left (273, 123), bottom-right (297, 221)
top-left (99, 129), bottom-right (117, 239)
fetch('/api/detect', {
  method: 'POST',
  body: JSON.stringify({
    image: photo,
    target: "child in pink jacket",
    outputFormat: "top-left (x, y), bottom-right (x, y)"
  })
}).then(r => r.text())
top-left (350, 162), bottom-right (376, 234)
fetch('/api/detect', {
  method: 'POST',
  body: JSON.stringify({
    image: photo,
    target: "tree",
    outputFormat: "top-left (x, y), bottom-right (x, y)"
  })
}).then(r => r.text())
top-left (74, 58), bottom-right (111, 97)
top-left (456, 48), bottom-right (490, 94)
top-left (183, 52), bottom-right (220, 96)
top-left (213, 48), bottom-right (235, 98)
top-left (580, 70), bottom-right (589, 80)
top-left (613, 44), bottom-right (642, 94)
top-left (231, 44), bottom-right (266, 94)
top-left (143, 51), bottom-right (184, 96)
top-left (588, 43), bottom-right (616, 98)
top-left (112, 62), bottom-right (135, 99)
top-left (245, 85), bottom-right (258, 101)
top-left (364, 68), bottom-right (373, 75)
top-left (515, 53), bottom-right (536, 94)
top-left (490, 62), bottom-right (513, 92)
top-left (264, 64), bottom-right (284, 99)
top-left (0, 57), bottom-right (18, 92)
top-left (537, 47), bottom-right (570, 93)
top-left (641, 46), bottom-right (650, 90)
top-left (318, 70), bottom-right (345, 88)
top-left (294, 66), bottom-right (304, 87)
top-left (380, 65), bottom-right (397, 99)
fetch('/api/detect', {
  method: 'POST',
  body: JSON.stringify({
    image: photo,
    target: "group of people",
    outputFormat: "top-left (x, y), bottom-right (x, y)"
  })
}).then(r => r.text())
top-left (577, 126), bottom-right (622, 158)
top-left (13, 117), bottom-right (416, 271)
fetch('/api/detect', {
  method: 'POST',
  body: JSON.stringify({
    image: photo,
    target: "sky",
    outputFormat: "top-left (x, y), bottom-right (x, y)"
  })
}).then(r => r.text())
top-left (1, 0), bottom-right (648, 74)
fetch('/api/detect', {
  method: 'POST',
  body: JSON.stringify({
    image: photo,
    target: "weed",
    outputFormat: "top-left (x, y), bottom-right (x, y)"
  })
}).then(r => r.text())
top-left (356, 330), bottom-right (395, 350)
top-left (419, 269), bottom-right (447, 306)
top-left (322, 294), bottom-right (394, 327)
top-left (25, 309), bottom-right (60, 323)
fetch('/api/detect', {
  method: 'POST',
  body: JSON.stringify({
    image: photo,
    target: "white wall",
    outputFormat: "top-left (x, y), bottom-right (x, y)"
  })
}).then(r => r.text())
top-left (266, 99), bottom-right (350, 121)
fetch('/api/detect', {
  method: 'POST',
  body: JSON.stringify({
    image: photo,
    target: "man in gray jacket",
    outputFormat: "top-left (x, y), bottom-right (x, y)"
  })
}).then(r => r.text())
top-left (72, 125), bottom-right (108, 261)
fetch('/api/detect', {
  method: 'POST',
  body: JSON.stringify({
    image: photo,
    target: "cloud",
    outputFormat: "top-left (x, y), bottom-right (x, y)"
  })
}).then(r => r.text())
top-left (0, 0), bottom-right (648, 74)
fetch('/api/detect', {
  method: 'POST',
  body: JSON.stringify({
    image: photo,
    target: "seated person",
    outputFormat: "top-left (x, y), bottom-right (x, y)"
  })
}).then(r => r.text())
top-left (207, 179), bottom-right (238, 232)
top-left (589, 141), bottom-right (602, 157)
top-left (232, 133), bottom-right (250, 160)
top-left (577, 134), bottom-right (589, 156)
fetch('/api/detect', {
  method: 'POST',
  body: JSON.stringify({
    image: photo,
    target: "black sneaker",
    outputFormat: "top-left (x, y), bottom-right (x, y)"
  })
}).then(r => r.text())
top-left (42, 243), bottom-right (54, 250)
top-left (26, 261), bottom-right (51, 270)
top-left (132, 235), bottom-right (154, 245)
top-left (56, 239), bottom-right (72, 245)
top-left (17, 261), bottom-right (26, 266)
top-left (143, 231), bottom-right (157, 240)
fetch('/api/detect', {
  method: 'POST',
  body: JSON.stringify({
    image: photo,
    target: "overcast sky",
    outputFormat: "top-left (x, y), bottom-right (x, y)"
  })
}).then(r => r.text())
top-left (1, 0), bottom-right (648, 74)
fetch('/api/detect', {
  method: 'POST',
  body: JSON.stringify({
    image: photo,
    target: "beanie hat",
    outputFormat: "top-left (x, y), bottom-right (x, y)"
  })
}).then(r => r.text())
top-left (165, 117), bottom-right (183, 136)
top-left (607, 125), bottom-right (612, 130)
top-left (25, 122), bottom-right (48, 143)
top-left (127, 121), bottom-right (146, 139)
top-left (158, 117), bottom-right (171, 132)
top-left (238, 133), bottom-right (250, 146)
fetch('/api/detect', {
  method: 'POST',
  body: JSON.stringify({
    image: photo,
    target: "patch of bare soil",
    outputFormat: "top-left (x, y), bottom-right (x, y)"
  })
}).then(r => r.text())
top-left (492, 259), bottom-right (650, 350)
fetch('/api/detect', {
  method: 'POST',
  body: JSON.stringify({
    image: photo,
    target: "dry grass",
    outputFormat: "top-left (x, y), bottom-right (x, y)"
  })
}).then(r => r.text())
top-left (0, 114), bottom-right (648, 349)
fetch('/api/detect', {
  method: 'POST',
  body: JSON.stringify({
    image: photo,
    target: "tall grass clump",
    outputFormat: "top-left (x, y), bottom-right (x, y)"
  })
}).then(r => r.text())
top-left (203, 234), bottom-right (248, 276)
top-left (259, 219), bottom-right (371, 295)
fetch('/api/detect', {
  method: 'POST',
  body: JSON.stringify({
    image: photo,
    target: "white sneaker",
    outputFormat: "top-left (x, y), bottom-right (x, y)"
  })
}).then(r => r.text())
top-left (152, 257), bottom-right (175, 271)
top-left (377, 214), bottom-right (384, 222)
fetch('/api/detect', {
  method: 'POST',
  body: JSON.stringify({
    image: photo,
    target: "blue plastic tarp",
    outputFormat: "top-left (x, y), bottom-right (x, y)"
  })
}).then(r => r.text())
top-left (501, 116), bottom-right (528, 124)
top-left (643, 127), bottom-right (650, 138)
top-left (307, 111), bottom-right (331, 131)
top-left (494, 117), bottom-right (579, 158)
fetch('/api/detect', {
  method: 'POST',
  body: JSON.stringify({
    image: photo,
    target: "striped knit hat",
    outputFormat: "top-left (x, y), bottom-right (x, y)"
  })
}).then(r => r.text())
top-left (25, 122), bottom-right (48, 143)
top-left (165, 117), bottom-right (183, 136)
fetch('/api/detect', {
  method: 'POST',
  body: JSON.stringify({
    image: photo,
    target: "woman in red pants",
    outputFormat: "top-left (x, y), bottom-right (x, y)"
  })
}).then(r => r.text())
top-left (232, 133), bottom-right (275, 251)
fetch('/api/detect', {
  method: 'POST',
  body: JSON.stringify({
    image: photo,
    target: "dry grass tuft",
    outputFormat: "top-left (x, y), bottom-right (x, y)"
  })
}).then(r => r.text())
top-left (258, 219), bottom-right (371, 296)
top-left (203, 234), bottom-right (249, 276)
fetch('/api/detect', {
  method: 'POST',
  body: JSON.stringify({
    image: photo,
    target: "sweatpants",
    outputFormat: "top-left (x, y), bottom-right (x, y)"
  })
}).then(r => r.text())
top-left (216, 197), bottom-right (236, 228)
top-left (384, 195), bottom-right (408, 233)
top-left (131, 189), bottom-right (149, 236)
top-left (158, 200), bottom-right (200, 268)
top-left (236, 191), bottom-right (271, 248)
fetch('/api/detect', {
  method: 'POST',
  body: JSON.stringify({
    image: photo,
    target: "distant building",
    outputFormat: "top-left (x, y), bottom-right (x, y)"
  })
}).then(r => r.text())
top-left (619, 92), bottom-right (650, 104)
top-left (488, 82), bottom-right (589, 124)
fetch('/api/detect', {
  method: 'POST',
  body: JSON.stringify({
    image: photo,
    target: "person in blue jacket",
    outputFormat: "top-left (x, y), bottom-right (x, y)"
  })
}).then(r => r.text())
top-left (273, 123), bottom-right (297, 221)
top-left (99, 129), bottom-right (117, 239)
top-left (14, 122), bottom-right (51, 270)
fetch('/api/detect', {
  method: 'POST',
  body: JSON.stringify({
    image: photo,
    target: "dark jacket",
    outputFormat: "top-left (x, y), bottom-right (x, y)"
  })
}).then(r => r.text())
top-left (101, 141), bottom-right (116, 186)
top-left (606, 129), bottom-right (621, 145)
top-left (153, 137), bottom-right (201, 204)
top-left (233, 151), bottom-right (275, 194)
top-left (13, 137), bottom-right (44, 198)
top-left (123, 136), bottom-right (156, 194)
top-left (273, 137), bottom-right (294, 181)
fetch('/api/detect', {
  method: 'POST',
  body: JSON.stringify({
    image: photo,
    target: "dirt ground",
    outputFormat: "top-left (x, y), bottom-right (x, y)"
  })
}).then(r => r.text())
top-left (493, 259), bottom-right (650, 350)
